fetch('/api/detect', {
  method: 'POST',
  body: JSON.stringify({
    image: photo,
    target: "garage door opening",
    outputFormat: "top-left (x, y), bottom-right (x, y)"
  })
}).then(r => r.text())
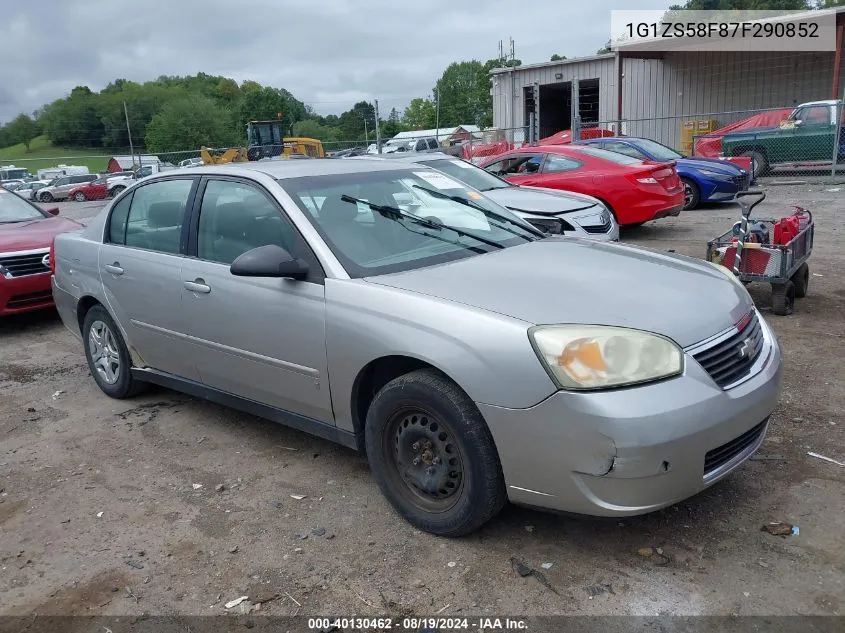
top-left (526, 79), bottom-right (602, 139)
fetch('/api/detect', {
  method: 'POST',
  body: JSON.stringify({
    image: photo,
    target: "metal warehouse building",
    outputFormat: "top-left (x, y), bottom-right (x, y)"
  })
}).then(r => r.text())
top-left (491, 8), bottom-right (845, 150)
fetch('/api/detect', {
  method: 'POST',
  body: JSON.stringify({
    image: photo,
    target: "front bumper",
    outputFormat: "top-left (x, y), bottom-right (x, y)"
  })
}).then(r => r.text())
top-left (478, 315), bottom-right (782, 516)
top-left (0, 273), bottom-right (54, 315)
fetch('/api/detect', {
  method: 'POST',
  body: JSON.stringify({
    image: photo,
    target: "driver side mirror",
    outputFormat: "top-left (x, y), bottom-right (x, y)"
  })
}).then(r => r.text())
top-left (230, 244), bottom-right (308, 280)
top-left (45, 207), bottom-right (60, 216)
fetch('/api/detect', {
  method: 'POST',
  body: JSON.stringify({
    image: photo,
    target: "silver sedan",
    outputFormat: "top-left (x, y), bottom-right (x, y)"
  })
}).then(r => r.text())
top-left (52, 159), bottom-right (782, 536)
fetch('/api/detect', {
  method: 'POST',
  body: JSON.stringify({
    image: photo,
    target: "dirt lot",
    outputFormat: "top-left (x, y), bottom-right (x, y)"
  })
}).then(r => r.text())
top-left (1, 186), bottom-right (844, 619)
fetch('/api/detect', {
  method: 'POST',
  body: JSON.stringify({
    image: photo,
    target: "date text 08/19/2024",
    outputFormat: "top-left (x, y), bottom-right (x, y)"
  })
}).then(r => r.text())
top-left (307, 617), bottom-right (528, 630)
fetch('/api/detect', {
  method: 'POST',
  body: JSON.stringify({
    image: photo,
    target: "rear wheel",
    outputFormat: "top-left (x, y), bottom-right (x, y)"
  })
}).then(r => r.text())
top-left (791, 262), bottom-right (809, 298)
top-left (82, 305), bottom-right (146, 398)
top-left (771, 280), bottom-right (795, 316)
top-left (73, 191), bottom-right (86, 202)
top-left (681, 177), bottom-right (700, 210)
top-left (364, 369), bottom-right (506, 536)
top-left (740, 150), bottom-right (768, 179)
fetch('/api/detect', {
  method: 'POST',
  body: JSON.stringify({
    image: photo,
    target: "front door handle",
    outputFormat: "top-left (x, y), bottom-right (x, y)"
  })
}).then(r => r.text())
top-left (184, 279), bottom-right (211, 294)
top-left (104, 263), bottom-right (124, 276)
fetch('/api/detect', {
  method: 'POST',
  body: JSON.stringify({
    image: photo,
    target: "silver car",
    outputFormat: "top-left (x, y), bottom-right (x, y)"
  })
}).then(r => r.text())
top-left (358, 152), bottom-right (619, 241)
top-left (37, 174), bottom-right (98, 202)
top-left (52, 160), bottom-right (782, 536)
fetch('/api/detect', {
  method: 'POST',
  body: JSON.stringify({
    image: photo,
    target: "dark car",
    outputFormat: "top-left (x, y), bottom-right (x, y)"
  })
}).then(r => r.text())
top-left (578, 137), bottom-right (751, 210)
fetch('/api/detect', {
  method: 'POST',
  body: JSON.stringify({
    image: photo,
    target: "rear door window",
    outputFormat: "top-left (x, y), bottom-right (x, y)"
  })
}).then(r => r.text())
top-left (119, 179), bottom-right (194, 254)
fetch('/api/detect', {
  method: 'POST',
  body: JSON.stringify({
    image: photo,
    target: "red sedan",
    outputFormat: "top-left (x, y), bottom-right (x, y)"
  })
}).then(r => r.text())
top-left (0, 188), bottom-right (82, 316)
top-left (480, 144), bottom-right (684, 226)
top-left (67, 177), bottom-right (109, 202)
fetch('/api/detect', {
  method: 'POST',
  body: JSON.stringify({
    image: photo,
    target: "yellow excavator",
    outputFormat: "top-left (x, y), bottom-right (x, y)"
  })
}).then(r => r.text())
top-left (201, 119), bottom-right (325, 165)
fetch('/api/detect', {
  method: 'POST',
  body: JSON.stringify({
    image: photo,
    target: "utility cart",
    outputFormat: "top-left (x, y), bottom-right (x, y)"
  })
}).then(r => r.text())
top-left (706, 191), bottom-right (814, 316)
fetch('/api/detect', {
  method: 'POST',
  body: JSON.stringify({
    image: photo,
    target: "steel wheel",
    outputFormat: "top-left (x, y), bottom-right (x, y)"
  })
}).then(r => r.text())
top-left (88, 320), bottom-right (121, 384)
top-left (385, 407), bottom-right (465, 513)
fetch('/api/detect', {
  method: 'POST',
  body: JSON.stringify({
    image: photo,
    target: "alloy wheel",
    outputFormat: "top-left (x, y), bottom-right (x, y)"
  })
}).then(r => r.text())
top-left (88, 320), bottom-right (121, 385)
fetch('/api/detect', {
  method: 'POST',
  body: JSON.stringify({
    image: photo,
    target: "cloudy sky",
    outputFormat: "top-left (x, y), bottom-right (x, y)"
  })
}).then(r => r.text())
top-left (1, 0), bottom-right (671, 123)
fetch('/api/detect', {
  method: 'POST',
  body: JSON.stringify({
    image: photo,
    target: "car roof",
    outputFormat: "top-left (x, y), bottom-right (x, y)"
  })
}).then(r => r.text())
top-left (352, 151), bottom-right (453, 163)
top-left (176, 159), bottom-right (425, 180)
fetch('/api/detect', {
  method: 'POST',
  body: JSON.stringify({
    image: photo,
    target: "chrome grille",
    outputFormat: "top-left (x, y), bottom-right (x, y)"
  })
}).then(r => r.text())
top-left (0, 250), bottom-right (50, 278)
top-left (693, 312), bottom-right (764, 388)
top-left (581, 210), bottom-right (613, 234)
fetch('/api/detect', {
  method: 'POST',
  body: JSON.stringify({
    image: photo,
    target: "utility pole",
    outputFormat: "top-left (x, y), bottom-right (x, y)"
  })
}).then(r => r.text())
top-left (363, 115), bottom-right (369, 145)
top-left (374, 100), bottom-right (382, 154)
top-left (435, 87), bottom-right (440, 142)
top-left (123, 101), bottom-right (136, 170)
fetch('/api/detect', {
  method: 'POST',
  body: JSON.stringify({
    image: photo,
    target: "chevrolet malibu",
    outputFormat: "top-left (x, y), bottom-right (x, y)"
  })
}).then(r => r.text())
top-left (52, 161), bottom-right (782, 536)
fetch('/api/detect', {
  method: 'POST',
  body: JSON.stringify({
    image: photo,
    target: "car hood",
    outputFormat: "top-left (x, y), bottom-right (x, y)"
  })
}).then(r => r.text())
top-left (677, 157), bottom-right (743, 174)
top-left (366, 238), bottom-right (753, 348)
top-left (484, 186), bottom-right (601, 217)
top-left (0, 216), bottom-right (82, 252)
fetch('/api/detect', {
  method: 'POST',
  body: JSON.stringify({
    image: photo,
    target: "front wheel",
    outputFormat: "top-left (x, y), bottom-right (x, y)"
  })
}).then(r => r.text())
top-left (39, 191), bottom-right (53, 203)
top-left (364, 369), bottom-right (506, 536)
top-left (110, 185), bottom-right (126, 197)
top-left (74, 192), bottom-right (86, 202)
top-left (681, 177), bottom-right (700, 210)
top-left (82, 305), bottom-right (146, 398)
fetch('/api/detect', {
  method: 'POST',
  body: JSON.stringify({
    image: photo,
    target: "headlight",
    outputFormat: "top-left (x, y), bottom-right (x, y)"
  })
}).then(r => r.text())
top-left (526, 217), bottom-right (575, 235)
top-left (529, 325), bottom-right (683, 390)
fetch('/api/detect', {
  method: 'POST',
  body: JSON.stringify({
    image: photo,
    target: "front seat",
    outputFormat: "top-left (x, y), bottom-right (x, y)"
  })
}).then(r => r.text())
top-left (317, 196), bottom-right (382, 263)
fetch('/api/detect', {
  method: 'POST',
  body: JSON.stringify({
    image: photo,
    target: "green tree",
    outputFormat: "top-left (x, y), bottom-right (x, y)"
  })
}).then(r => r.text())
top-left (550, 54), bottom-right (567, 61)
top-left (402, 98), bottom-right (436, 129)
top-left (667, 0), bottom-right (810, 11)
top-left (338, 101), bottom-right (376, 140)
top-left (381, 107), bottom-right (406, 137)
top-left (434, 60), bottom-right (486, 126)
top-left (237, 86), bottom-right (307, 140)
top-left (597, 39), bottom-right (612, 54)
top-left (41, 86), bottom-right (104, 147)
top-left (6, 114), bottom-right (38, 151)
top-left (145, 96), bottom-right (238, 152)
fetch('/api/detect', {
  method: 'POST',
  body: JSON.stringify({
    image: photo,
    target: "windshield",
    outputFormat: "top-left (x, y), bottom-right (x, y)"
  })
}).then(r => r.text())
top-left (571, 146), bottom-right (643, 165)
top-left (630, 139), bottom-right (682, 161)
top-left (420, 158), bottom-right (511, 191)
top-left (280, 168), bottom-right (533, 278)
top-left (0, 189), bottom-right (45, 222)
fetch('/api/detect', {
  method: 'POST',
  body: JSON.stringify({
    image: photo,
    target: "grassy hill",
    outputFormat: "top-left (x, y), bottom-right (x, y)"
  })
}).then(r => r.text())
top-left (0, 136), bottom-right (112, 173)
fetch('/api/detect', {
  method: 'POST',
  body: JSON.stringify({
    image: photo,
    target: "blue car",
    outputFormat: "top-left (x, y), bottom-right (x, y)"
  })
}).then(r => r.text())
top-left (577, 137), bottom-right (752, 210)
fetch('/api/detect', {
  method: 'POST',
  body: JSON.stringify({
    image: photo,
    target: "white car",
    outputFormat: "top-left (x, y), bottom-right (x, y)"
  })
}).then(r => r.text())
top-left (11, 180), bottom-right (52, 200)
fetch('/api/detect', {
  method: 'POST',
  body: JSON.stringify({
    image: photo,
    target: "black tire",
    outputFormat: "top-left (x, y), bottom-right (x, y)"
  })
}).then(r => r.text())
top-left (740, 149), bottom-right (768, 178)
top-left (364, 368), bottom-right (506, 536)
top-left (791, 262), bottom-right (809, 299)
top-left (681, 177), bottom-right (700, 210)
top-left (82, 305), bottom-right (146, 398)
top-left (74, 191), bottom-right (86, 202)
top-left (771, 280), bottom-right (795, 316)
top-left (110, 185), bottom-right (125, 197)
top-left (39, 191), bottom-right (53, 203)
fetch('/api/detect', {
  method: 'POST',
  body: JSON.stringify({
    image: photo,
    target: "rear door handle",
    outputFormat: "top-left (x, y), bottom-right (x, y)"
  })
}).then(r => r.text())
top-left (104, 263), bottom-right (124, 276)
top-left (184, 280), bottom-right (211, 294)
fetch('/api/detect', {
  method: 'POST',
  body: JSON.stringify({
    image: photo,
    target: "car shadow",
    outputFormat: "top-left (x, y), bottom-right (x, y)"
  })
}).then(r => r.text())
top-left (0, 309), bottom-right (62, 335)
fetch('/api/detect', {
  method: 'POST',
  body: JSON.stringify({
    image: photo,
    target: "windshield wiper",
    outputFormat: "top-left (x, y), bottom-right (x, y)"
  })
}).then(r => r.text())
top-left (411, 184), bottom-right (544, 239)
top-left (339, 194), bottom-right (506, 250)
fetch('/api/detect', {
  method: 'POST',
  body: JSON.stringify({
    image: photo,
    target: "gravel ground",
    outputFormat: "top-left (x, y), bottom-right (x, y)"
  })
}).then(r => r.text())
top-left (2, 186), bottom-right (843, 618)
